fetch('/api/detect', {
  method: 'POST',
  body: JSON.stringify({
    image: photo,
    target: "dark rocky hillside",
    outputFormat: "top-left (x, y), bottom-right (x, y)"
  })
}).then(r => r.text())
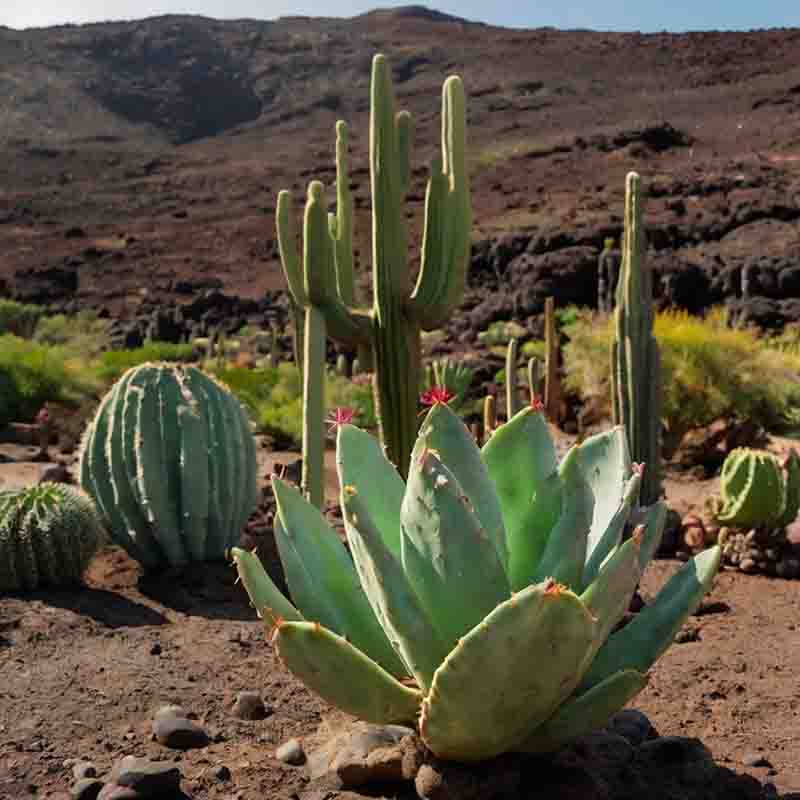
top-left (1, 8), bottom-right (799, 333)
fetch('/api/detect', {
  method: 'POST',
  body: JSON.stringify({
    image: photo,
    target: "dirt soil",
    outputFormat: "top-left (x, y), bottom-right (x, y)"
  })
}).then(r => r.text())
top-left (1, 439), bottom-right (800, 800)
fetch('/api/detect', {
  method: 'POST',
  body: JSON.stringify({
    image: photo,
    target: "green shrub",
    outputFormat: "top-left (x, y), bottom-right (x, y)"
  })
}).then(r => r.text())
top-left (563, 308), bottom-right (800, 456)
top-left (0, 335), bottom-right (100, 427)
top-left (212, 362), bottom-right (377, 446)
top-left (34, 310), bottom-right (109, 357)
top-left (95, 342), bottom-right (196, 383)
top-left (0, 299), bottom-right (44, 338)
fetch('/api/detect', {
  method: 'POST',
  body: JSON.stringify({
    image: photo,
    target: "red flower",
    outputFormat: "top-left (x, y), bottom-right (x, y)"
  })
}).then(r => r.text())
top-left (325, 406), bottom-right (357, 434)
top-left (419, 386), bottom-right (454, 407)
top-left (529, 393), bottom-right (545, 413)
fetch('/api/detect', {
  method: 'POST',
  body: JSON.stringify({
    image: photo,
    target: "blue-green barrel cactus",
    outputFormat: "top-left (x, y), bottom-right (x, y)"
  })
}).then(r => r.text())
top-left (231, 401), bottom-right (720, 761)
top-left (0, 482), bottom-right (106, 592)
top-left (712, 447), bottom-right (800, 529)
top-left (78, 363), bottom-right (257, 571)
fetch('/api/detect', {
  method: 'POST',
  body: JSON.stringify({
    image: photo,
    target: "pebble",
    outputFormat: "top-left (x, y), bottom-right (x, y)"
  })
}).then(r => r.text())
top-left (152, 708), bottom-right (209, 750)
top-left (608, 709), bottom-right (654, 746)
top-left (72, 761), bottom-right (98, 781)
top-left (97, 786), bottom-right (139, 800)
top-left (213, 764), bottom-right (231, 781)
top-left (743, 752), bottom-right (773, 768)
top-left (276, 737), bottom-right (306, 765)
top-left (70, 778), bottom-right (104, 800)
top-left (111, 755), bottom-right (182, 794)
top-left (232, 690), bottom-right (269, 720)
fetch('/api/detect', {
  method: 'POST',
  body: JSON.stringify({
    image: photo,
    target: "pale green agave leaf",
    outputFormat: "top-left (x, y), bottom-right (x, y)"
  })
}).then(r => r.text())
top-left (482, 407), bottom-right (562, 590)
top-left (272, 477), bottom-right (406, 677)
top-left (274, 621), bottom-right (422, 724)
top-left (518, 669), bottom-right (648, 754)
top-left (336, 424), bottom-right (405, 559)
top-left (401, 444), bottom-right (509, 653)
top-left (579, 546), bottom-right (722, 692)
top-left (420, 580), bottom-right (597, 761)
top-left (230, 547), bottom-right (301, 623)
top-left (578, 426), bottom-right (631, 557)
top-left (531, 445), bottom-right (594, 591)
top-left (341, 488), bottom-right (447, 689)
top-left (581, 469), bottom-right (642, 590)
top-left (416, 404), bottom-right (508, 572)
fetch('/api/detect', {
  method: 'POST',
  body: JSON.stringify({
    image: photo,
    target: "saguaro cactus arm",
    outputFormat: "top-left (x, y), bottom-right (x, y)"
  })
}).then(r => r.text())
top-left (409, 74), bottom-right (471, 328)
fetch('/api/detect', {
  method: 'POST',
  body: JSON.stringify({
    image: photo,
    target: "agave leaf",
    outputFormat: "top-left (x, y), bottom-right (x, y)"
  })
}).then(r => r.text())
top-left (581, 469), bottom-right (641, 590)
top-left (632, 501), bottom-right (667, 574)
top-left (482, 407), bottom-right (563, 590)
top-left (579, 546), bottom-right (722, 692)
top-left (401, 445), bottom-right (509, 653)
top-left (517, 669), bottom-right (648, 754)
top-left (416, 404), bottom-right (508, 572)
top-left (336, 424), bottom-right (405, 559)
top-left (341, 488), bottom-right (448, 689)
top-left (274, 621), bottom-right (422, 724)
top-left (580, 527), bottom-right (643, 660)
top-left (531, 445), bottom-right (594, 591)
top-left (419, 581), bottom-right (596, 761)
top-left (272, 477), bottom-right (406, 677)
top-left (230, 547), bottom-right (302, 623)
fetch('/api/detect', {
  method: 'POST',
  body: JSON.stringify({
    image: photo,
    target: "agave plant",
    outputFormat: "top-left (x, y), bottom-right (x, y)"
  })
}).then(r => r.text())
top-left (231, 401), bottom-right (720, 761)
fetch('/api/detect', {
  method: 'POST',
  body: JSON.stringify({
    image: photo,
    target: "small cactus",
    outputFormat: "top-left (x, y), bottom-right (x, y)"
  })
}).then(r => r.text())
top-left (0, 483), bottom-right (106, 592)
top-left (78, 362), bottom-right (257, 570)
top-left (712, 447), bottom-right (800, 530)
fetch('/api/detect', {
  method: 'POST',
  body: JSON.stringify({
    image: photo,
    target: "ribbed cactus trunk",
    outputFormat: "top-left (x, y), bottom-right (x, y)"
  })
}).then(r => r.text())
top-left (274, 54), bottom-right (471, 478)
top-left (544, 297), bottom-right (561, 422)
top-left (370, 62), bottom-right (421, 473)
top-left (302, 306), bottom-right (326, 509)
top-left (610, 172), bottom-right (662, 506)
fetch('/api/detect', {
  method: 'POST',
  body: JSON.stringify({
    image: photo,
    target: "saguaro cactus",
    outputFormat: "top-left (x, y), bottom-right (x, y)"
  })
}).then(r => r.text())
top-left (275, 54), bottom-right (471, 476)
top-left (610, 172), bottom-right (662, 505)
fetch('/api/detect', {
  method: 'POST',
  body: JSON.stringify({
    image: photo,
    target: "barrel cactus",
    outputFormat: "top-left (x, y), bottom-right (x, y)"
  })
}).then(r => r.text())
top-left (78, 363), bottom-right (257, 571)
top-left (0, 482), bottom-right (106, 592)
top-left (231, 401), bottom-right (720, 761)
top-left (712, 447), bottom-right (800, 530)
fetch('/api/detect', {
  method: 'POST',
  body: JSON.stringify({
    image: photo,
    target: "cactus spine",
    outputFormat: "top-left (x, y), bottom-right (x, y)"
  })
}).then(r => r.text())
top-left (78, 363), bottom-right (258, 570)
top-left (0, 483), bottom-right (106, 592)
top-left (275, 54), bottom-right (470, 476)
top-left (611, 172), bottom-right (662, 505)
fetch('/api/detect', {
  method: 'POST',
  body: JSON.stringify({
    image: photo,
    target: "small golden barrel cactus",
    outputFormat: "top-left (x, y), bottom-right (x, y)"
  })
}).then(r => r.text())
top-left (0, 483), bottom-right (106, 592)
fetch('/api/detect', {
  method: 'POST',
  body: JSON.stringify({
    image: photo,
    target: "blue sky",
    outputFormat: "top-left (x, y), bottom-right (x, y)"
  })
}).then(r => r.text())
top-left (1, 0), bottom-right (798, 32)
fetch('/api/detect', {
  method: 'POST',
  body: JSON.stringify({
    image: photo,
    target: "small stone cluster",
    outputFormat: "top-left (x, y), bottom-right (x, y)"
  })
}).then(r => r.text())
top-left (679, 514), bottom-right (800, 579)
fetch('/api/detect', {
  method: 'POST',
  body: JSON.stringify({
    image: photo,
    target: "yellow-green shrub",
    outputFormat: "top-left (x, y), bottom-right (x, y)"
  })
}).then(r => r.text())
top-left (563, 308), bottom-right (800, 456)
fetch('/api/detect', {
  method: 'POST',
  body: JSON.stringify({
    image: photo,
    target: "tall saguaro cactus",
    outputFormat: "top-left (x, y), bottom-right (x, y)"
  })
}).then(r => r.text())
top-left (611, 172), bottom-right (662, 505)
top-left (275, 53), bottom-right (471, 477)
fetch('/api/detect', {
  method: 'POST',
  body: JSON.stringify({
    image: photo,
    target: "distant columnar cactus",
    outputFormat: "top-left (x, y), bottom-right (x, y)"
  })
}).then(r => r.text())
top-left (0, 482), bottom-right (105, 592)
top-left (276, 53), bottom-right (471, 476)
top-left (610, 173), bottom-right (662, 506)
top-left (78, 363), bottom-right (257, 571)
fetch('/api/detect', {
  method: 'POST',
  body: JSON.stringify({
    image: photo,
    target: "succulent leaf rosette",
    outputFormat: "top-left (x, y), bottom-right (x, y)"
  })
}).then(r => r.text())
top-left (231, 401), bottom-right (720, 761)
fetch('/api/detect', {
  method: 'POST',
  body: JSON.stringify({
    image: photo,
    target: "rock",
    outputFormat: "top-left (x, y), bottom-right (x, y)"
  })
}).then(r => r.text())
top-left (70, 778), bottom-right (104, 800)
top-left (232, 690), bottom-right (268, 720)
top-left (72, 761), bottom-right (98, 781)
top-left (575, 731), bottom-right (634, 764)
top-left (637, 736), bottom-right (712, 766)
top-left (609, 708), bottom-right (655, 746)
top-left (96, 786), bottom-right (139, 800)
top-left (151, 705), bottom-right (208, 750)
top-left (212, 765), bottom-right (231, 781)
top-left (110, 756), bottom-right (181, 794)
top-left (276, 738), bottom-right (306, 766)
top-left (307, 722), bottom-right (417, 787)
top-left (743, 752), bottom-right (773, 768)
